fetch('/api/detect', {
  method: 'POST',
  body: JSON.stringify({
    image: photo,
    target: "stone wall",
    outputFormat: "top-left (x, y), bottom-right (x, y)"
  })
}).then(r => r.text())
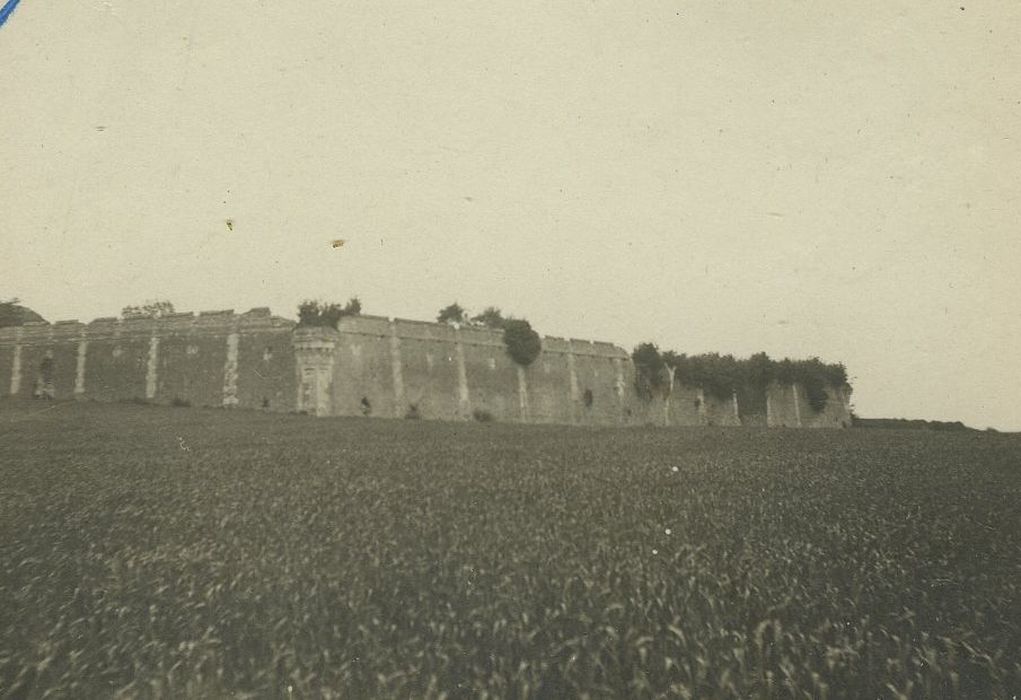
top-left (293, 317), bottom-right (633, 425)
top-left (0, 308), bottom-right (295, 410)
top-left (1, 308), bottom-right (852, 429)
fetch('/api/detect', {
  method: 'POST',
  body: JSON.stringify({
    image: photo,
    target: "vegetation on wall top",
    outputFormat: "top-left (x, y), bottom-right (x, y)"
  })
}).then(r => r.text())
top-left (436, 303), bottom-right (507, 330)
top-left (0, 298), bottom-right (46, 328)
top-left (297, 298), bottom-right (362, 328)
top-left (436, 302), bottom-right (541, 366)
top-left (633, 344), bottom-right (849, 413)
top-left (121, 300), bottom-right (176, 319)
top-left (436, 302), bottom-right (468, 325)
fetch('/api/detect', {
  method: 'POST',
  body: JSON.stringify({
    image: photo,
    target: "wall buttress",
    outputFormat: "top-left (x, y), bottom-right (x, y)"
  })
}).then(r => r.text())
top-left (389, 321), bottom-right (406, 417)
top-left (453, 327), bottom-right (471, 419)
top-left (792, 384), bottom-right (803, 427)
top-left (613, 358), bottom-right (626, 422)
top-left (516, 365), bottom-right (530, 422)
top-left (74, 339), bottom-right (88, 397)
top-left (145, 334), bottom-right (160, 400)
top-left (566, 343), bottom-right (580, 424)
top-left (9, 328), bottom-right (22, 395)
top-left (222, 332), bottom-right (240, 407)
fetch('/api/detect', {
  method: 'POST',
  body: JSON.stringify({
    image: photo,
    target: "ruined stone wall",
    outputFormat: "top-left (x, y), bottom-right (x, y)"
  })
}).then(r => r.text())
top-left (393, 320), bottom-right (463, 420)
top-left (0, 308), bottom-right (295, 410)
top-left (1, 307), bottom-right (852, 429)
top-left (329, 315), bottom-right (399, 419)
top-left (299, 317), bottom-right (630, 425)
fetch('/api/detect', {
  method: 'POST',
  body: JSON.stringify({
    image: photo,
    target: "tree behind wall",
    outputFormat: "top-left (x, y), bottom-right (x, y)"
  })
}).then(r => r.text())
top-left (297, 298), bottom-right (362, 328)
top-left (471, 307), bottom-right (506, 329)
top-left (0, 298), bottom-right (46, 328)
top-left (437, 302), bottom-right (468, 325)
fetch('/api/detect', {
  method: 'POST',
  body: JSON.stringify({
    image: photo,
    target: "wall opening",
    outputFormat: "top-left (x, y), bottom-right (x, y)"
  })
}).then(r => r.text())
top-left (583, 388), bottom-right (593, 409)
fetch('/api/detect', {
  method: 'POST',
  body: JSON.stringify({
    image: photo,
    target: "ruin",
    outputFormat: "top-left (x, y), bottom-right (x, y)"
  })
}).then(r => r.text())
top-left (0, 308), bottom-right (852, 427)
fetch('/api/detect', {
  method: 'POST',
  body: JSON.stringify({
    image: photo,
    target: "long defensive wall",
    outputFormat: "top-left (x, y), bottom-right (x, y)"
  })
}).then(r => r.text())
top-left (0, 309), bottom-right (852, 428)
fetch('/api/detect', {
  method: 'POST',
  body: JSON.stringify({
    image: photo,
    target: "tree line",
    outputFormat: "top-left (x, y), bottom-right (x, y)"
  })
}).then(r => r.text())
top-left (632, 343), bottom-right (849, 413)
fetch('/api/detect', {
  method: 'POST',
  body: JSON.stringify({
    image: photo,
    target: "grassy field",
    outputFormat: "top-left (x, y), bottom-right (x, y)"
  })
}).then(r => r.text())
top-left (0, 401), bottom-right (1018, 698)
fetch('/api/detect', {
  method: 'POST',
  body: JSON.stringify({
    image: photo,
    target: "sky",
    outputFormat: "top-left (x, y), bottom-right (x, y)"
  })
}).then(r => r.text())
top-left (1, 1), bottom-right (1019, 430)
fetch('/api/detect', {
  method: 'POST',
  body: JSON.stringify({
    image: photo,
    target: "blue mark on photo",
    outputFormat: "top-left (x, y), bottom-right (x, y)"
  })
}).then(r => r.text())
top-left (0, 0), bottom-right (22, 29)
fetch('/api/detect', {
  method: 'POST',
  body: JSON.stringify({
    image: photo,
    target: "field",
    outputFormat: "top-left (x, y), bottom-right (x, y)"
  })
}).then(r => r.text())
top-left (0, 402), bottom-right (1018, 698)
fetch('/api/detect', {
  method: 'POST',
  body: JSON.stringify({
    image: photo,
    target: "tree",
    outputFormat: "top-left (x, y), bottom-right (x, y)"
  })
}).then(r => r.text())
top-left (121, 300), bottom-right (175, 319)
top-left (343, 297), bottom-right (362, 316)
top-left (437, 302), bottom-right (468, 325)
top-left (296, 297), bottom-right (362, 328)
top-left (471, 306), bottom-right (505, 329)
top-left (503, 319), bottom-right (542, 366)
top-left (632, 343), bottom-right (670, 400)
top-left (0, 298), bottom-right (46, 328)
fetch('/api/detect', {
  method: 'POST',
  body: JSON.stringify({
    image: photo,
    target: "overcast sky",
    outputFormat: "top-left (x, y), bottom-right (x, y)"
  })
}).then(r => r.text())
top-left (2, 1), bottom-right (1019, 429)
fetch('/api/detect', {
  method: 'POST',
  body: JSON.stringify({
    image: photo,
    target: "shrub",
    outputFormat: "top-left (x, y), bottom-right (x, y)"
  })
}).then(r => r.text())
top-left (170, 397), bottom-right (191, 408)
top-left (472, 409), bottom-right (495, 423)
top-left (121, 300), bottom-right (175, 319)
top-left (437, 303), bottom-right (468, 325)
top-left (502, 319), bottom-right (541, 367)
top-left (297, 298), bottom-right (362, 328)
top-left (471, 307), bottom-right (506, 329)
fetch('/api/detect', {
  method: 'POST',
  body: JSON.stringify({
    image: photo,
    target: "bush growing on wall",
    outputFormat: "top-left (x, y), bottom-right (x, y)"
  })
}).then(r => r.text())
top-left (503, 319), bottom-right (541, 367)
top-left (297, 298), bottom-right (362, 328)
top-left (437, 303), bottom-right (468, 325)
top-left (121, 300), bottom-right (176, 319)
top-left (471, 307), bottom-right (506, 330)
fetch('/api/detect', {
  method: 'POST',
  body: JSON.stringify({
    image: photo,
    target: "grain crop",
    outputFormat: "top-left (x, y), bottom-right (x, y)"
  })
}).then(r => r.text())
top-left (0, 402), bottom-right (1018, 698)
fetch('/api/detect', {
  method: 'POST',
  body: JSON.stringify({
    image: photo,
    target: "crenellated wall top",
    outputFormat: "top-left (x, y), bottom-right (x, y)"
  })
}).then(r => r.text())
top-left (0, 307), bottom-right (296, 345)
top-left (0, 306), bottom-right (628, 358)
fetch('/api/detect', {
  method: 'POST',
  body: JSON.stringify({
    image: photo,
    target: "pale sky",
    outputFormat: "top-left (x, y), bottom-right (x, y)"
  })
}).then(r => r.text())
top-left (2, 1), bottom-right (1019, 430)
